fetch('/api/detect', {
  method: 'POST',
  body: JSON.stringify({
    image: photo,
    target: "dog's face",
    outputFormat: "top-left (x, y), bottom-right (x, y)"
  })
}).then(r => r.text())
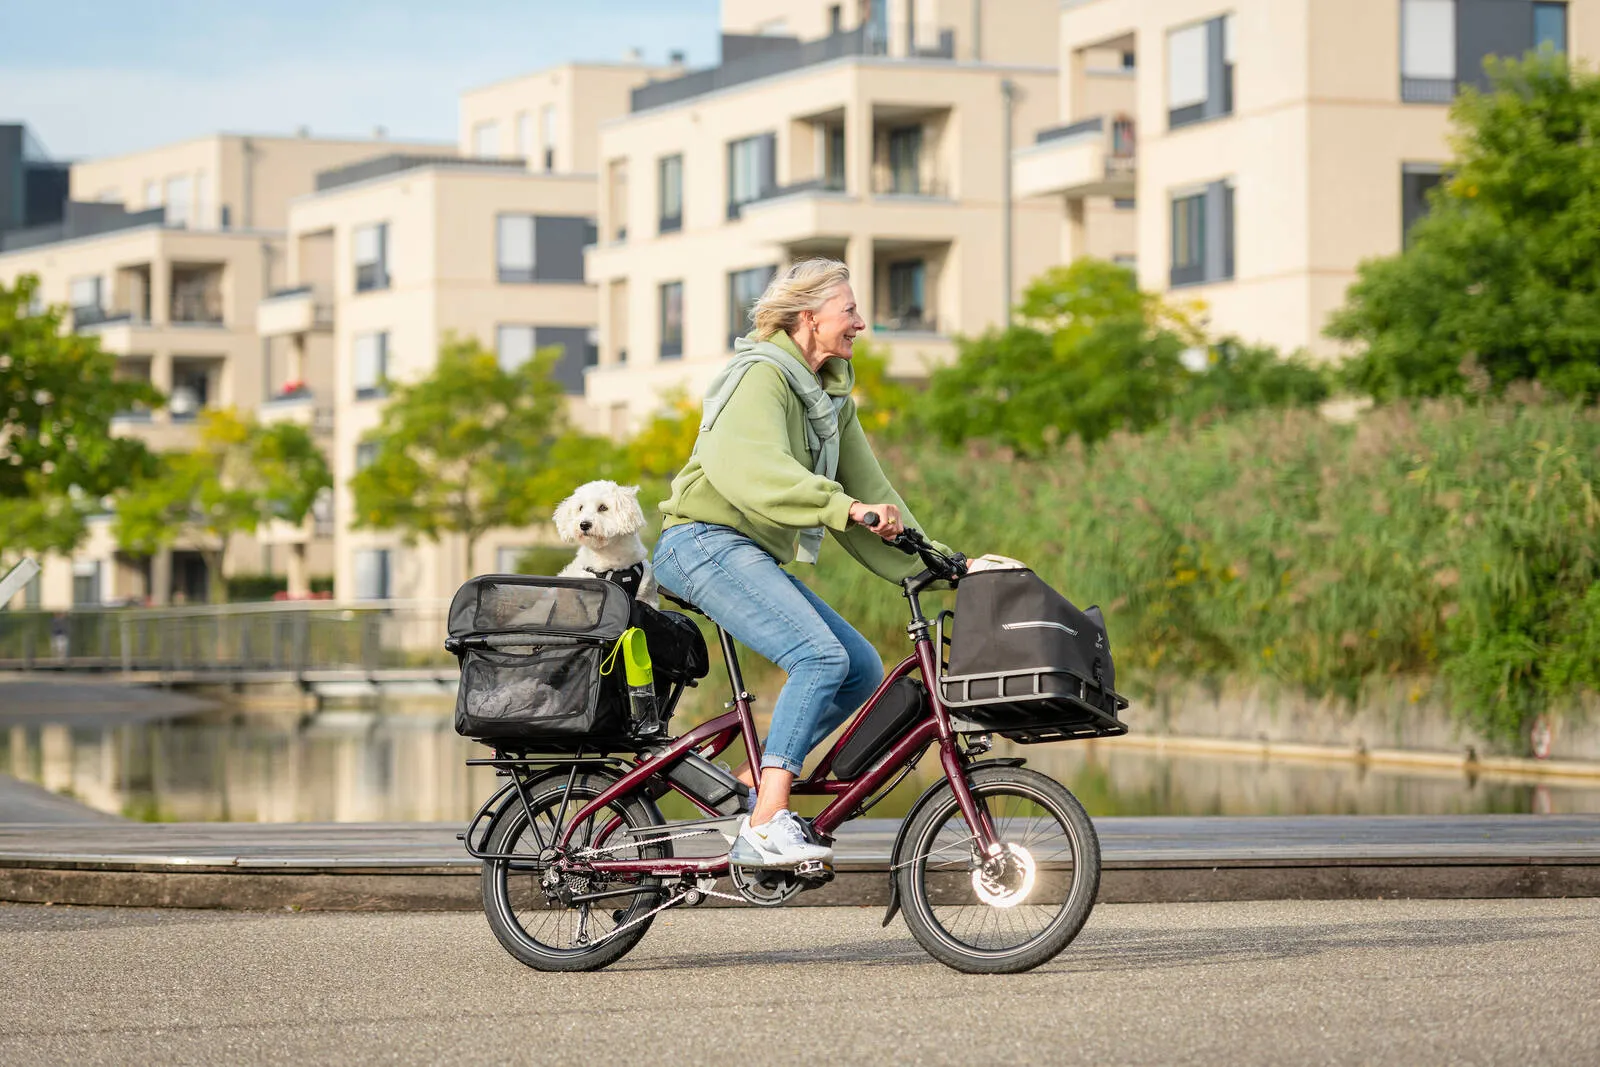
top-left (553, 481), bottom-right (646, 546)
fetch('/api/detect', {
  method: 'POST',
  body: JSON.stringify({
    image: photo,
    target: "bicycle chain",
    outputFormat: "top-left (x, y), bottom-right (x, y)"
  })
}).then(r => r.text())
top-left (570, 825), bottom-right (726, 859)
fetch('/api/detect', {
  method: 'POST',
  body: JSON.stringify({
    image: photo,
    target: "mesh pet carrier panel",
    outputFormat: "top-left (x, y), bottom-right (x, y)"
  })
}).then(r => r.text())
top-left (447, 576), bottom-right (632, 741)
top-left (940, 569), bottom-right (1127, 742)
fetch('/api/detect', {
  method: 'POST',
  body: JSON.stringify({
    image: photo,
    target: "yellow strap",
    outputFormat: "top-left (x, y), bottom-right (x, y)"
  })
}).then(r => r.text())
top-left (599, 635), bottom-right (624, 676)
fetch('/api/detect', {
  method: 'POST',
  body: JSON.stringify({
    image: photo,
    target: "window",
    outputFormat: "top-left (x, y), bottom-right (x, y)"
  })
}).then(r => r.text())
top-left (887, 126), bottom-right (923, 194)
top-left (886, 260), bottom-right (927, 330)
top-left (728, 265), bottom-right (776, 346)
top-left (1167, 15), bottom-right (1233, 128)
top-left (1113, 197), bottom-right (1137, 211)
top-left (1170, 181), bottom-right (1234, 287)
top-left (658, 155), bottom-right (683, 234)
top-left (1401, 0), bottom-right (1457, 102)
top-left (195, 170), bottom-right (211, 228)
top-left (354, 223), bottom-right (389, 291)
top-left (829, 4), bottom-right (842, 33)
top-left (354, 332), bottom-right (388, 399)
top-left (355, 441), bottom-right (378, 472)
top-left (541, 105), bottom-right (557, 171)
top-left (69, 275), bottom-right (103, 313)
top-left (473, 121), bottom-right (500, 157)
top-left (497, 325), bottom-right (536, 372)
top-left (515, 111), bottom-right (534, 157)
top-left (726, 133), bottom-right (776, 218)
top-left (825, 125), bottom-right (846, 188)
top-left (165, 175), bottom-right (193, 227)
top-left (1534, 3), bottom-right (1567, 53)
top-left (143, 180), bottom-right (160, 210)
top-left (660, 281), bottom-right (684, 359)
top-left (1402, 164), bottom-right (1446, 245)
top-left (72, 560), bottom-right (102, 606)
top-left (497, 214), bottom-right (536, 282)
top-left (354, 549), bottom-right (392, 600)
top-left (169, 363), bottom-right (212, 421)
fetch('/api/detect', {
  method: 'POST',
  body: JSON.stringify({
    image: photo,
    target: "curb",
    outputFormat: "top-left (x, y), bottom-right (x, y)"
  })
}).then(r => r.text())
top-left (6, 859), bottom-right (1599, 912)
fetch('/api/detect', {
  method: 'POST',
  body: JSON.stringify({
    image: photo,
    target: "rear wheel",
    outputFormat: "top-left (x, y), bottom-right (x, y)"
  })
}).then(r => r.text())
top-left (895, 765), bottom-right (1100, 974)
top-left (481, 772), bottom-right (669, 972)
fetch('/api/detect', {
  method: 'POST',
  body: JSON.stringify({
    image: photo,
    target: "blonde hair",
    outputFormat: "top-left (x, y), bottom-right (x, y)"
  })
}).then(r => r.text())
top-left (749, 258), bottom-right (851, 338)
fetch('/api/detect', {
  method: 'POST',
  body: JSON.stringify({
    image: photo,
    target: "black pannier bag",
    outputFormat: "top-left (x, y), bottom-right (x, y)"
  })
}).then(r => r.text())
top-left (939, 568), bottom-right (1128, 743)
top-left (445, 575), bottom-right (708, 743)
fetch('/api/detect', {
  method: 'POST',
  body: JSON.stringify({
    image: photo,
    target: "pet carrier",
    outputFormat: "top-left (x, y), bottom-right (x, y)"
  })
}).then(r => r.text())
top-left (938, 568), bottom-right (1128, 743)
top-left (445, 575), bottom-right (707, 744)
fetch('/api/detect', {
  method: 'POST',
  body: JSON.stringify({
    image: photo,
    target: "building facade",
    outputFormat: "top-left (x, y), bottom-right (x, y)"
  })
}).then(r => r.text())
top-left (583, 0), bottom-right (1068, 434)
top-left (1017, 0), bottom-right (1594, 356)
top-left (1, 135), bottom-right (438, 608)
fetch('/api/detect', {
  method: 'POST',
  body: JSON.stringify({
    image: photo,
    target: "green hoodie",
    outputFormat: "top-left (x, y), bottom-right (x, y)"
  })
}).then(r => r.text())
top-left (659, 331), bottom-right (934, 583)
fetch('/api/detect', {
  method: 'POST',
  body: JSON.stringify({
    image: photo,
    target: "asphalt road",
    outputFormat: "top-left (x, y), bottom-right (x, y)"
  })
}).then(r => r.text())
top-left (2, 899), bottom-right (1597, 1066)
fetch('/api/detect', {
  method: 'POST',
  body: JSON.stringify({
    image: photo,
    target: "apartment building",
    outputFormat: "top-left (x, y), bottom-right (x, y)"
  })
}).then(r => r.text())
top-left (1, 134), bottom-right (438, 609)
top-left (584, 0), bottom-right (1068, 434)
top-left (283, 64), bottom-right (669, 603)
top-left (1018, 0), bottom-right (1594, 357)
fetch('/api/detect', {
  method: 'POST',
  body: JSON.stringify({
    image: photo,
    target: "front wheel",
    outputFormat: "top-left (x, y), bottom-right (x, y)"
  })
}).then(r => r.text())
top-left (895, 765), bottom-right (1100, 974)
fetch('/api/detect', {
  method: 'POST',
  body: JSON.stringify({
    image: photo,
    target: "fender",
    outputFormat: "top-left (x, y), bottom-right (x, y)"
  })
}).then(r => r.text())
top-left (466, 760), bottom-right (628, 859)
top-left (880, 757), bottom-right (1027, 928)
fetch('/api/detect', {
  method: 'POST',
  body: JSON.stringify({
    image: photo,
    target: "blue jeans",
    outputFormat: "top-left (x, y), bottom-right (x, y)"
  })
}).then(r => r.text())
top-left (652, 522), bottom-right (884, 775)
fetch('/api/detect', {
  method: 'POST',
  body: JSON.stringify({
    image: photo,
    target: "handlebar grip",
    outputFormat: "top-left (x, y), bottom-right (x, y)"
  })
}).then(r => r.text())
top-left (859, 511), bottom-right (880, 528)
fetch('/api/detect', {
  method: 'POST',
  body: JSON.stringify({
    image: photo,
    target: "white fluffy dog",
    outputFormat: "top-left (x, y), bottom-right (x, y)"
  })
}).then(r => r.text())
top-left (554, 480), bottom-right (659, 607)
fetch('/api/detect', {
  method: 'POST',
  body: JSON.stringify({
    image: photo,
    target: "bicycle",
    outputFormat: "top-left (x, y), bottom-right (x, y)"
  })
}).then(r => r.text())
top-left (454, 521), bottom-right (1128, 974)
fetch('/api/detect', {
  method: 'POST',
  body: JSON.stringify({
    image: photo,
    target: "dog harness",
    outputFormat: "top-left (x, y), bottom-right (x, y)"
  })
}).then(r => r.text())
top-left (587, 563), bottom-right (645, 600)
top-left (695, 335), bottom-right (847, 565)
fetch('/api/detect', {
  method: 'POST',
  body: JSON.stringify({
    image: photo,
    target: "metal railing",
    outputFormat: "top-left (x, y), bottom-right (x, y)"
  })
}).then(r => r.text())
top-left (870, 171), bottom-right (948, 198)
top-left (1402, 77), bottom-right (1457, 104)
top-left (0, 602), bottom-right (455, 677)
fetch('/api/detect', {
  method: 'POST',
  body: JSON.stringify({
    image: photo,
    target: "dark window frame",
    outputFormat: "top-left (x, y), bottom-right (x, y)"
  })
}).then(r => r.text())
top-left (1167, 15), bottom-right (1234, 131)
top-left (726, 132), bottom-right (777, 219)
top-left (1533, 2), bottom-right (1568, 53)
top-left (1169, 180), bottom-right (1235, 288)
top-left (728, 264), bottom-right (777, 347)
top-left (658, 154), bottom-right (684, 234)
top-left (354, 222), bottom-right (389, 292)
top-left (354, 331), bottom-right (389, 400)
top-left (660, 280), bottom-right (684, 360)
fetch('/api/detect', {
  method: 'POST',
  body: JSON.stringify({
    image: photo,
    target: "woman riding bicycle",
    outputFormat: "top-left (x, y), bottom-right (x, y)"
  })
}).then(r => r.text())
top-left (654, 258), bottom-right (947, 869)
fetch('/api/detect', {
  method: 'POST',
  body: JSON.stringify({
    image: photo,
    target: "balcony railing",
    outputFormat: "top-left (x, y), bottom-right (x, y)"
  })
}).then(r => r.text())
top-left (73, 306), bottom-right (133, 330)
top-left (874, 312), bottom-right (939, 335)
top-left (729, 176), bottom-right (849, 219)
top-left (870, 172), bottom-right (948, 198)
top-left (1402, 77), bottom-right (1456, 103)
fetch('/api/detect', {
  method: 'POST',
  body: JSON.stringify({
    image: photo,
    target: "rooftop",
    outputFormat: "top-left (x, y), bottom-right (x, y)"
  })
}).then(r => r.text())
top-left (312, 153), bottom-right (526, 193)
top-left (629, 26), bottom-right (955, 112)
top-left (0, 202), bottom-right (163, 254)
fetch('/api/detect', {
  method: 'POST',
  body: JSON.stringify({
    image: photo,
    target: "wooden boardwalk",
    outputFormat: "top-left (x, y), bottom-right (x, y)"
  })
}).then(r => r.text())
top-left (2, 815), bottom-right (1596, 911)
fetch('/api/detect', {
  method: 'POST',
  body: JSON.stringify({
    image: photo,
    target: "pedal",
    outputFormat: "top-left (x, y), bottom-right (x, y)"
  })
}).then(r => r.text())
top-left (794, 858), bottom-right (835, 887)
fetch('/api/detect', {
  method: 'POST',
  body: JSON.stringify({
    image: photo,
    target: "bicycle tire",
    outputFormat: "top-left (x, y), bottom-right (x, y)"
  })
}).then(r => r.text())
top-left (481, 772), bottom-right (669, 972)
top-left (895, 765), bottom-right (1100, 974)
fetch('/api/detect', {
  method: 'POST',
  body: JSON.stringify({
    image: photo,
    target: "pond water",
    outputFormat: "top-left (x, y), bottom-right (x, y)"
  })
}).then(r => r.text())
top-left (5, 697), bottom-right (1598, 824)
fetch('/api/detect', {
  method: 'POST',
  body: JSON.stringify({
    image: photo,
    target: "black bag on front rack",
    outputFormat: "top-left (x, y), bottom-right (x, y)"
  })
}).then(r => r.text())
top-left (447, 575), bottom-right (633, 741)
top-left (941, 568), bottom-right (1127, 742)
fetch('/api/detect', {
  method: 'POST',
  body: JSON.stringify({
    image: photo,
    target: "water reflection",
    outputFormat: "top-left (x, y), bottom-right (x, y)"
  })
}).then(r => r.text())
top-left (4, 703), bottom-right (1598, 823)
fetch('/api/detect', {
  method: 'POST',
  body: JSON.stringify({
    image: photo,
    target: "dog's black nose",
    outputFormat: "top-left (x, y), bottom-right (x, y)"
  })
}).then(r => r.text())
top-left (578, 520), bottom-right (592, 533)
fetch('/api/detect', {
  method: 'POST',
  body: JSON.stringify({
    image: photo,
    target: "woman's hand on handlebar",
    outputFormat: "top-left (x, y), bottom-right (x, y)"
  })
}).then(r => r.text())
top-left (849, 501), bottom-right (903, 538)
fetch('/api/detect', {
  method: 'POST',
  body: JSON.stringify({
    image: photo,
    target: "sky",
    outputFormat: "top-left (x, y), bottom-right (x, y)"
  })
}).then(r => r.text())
top-left (0, 0), bottom-right (722, 160)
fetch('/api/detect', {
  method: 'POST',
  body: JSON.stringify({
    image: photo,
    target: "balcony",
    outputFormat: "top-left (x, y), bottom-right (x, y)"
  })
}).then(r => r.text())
top-left (728, 177), bottom-right (848, 220)
top-left (259, 386), bottom-right (333, 433)
top-left (258, 286), bottom-right (334, 337)
top-left (170, 265), bottom-right (225, 327)
top-left (1013, 116), bottom-right (1136, 200)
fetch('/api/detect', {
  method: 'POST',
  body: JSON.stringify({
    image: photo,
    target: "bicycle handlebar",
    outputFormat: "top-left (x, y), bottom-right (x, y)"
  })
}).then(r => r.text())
top-left (852, 512), bottom-right (966, 583)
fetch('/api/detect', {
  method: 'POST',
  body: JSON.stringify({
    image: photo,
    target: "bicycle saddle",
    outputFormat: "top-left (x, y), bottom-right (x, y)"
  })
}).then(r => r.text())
top-left (660, 590), bottom-right (707, 616)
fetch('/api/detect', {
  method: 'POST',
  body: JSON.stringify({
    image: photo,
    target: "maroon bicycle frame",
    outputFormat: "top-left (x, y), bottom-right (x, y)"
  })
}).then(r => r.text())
top-left (554, 592), bottom-right (998, 880)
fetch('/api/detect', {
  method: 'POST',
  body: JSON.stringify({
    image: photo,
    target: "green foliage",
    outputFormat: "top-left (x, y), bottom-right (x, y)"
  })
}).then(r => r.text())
top-left (802, 397), bottom-right (1600, 753)
top-left (349, 336), bottom-right (626, 564)
top-left (224, 573), bottom-right (288, 601)
top-left (918, 260), bottom-right (1197, 455)
top-left (1170, 338), bottom-right (1334, 424)
top-left (114, 410), bottom-right (332, 603)
top-left (1328, 54), bottom-right (1600, 400)
top-left (0, 274), bottom-right (160, 552)
top-left (512, 546), bottom-right (576, 576)
top-left (623, 388), bottom-right (700, 484)
top-left (849, 340), bottom-right (919, 442)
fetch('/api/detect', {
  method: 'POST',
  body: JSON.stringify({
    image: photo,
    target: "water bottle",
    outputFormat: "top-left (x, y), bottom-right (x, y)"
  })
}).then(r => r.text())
top-left (620, 628), bottom-right (664, 739)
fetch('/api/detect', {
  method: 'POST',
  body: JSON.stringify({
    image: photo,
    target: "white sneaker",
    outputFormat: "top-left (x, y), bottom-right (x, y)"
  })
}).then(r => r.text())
top-left (729, 809), bottom-right (833, 868)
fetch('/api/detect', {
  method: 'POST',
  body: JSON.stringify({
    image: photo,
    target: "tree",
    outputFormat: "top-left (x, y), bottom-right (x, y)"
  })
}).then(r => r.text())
top-left (349, 336), bottom-right (625, 577)
top-left (1328, 54), bottom-right (1600, 401)
top-left (0, 274), bottom-right (159, 553)
top-left (917, 259), bottom-right (1201, 455)
top-left (1170, 337), bottom-right (1332, 424)
top-left (114, 410), bottom-right (332, 602)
